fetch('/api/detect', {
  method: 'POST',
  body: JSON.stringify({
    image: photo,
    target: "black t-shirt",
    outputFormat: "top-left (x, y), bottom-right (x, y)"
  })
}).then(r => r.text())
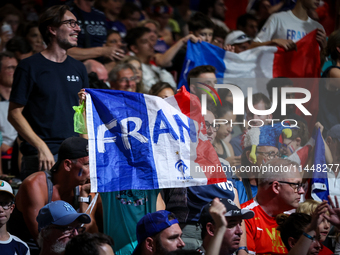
top-left (10, 53), bottom-right (89, 155)
top-left (70, 5), bottom-right (107, 48)
top-left (317, 66), bottom-right (340, 137)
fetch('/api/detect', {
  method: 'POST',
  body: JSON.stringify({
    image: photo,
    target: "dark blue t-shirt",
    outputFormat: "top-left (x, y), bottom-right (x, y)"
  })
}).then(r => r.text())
top-left (70, 5), bottom-right (107, 48)
top-left (0, 234), bottom-right (29, 255)
top-left (10, 53), bottom-right (88, 155)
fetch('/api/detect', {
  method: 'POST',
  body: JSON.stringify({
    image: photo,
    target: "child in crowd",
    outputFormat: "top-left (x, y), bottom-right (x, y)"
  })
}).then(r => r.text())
top-left (0, 180), bottom-right (29, 255)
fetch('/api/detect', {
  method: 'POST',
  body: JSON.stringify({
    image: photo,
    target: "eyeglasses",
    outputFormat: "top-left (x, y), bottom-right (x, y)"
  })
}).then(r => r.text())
top-left (269, 181), bottom-right (304, 192)
top-left (205, 121), bottom-right (220, 131)
top-left (118, 76), bottom-right (137, 84)
top-left (0, 201), bottom-right (13, 210)
top-left (50, 225), bottom-right (86, 235)
top-left (60, 19), bottom-right (80, 28)
top-left (256, 150), bottom-right (280, 160)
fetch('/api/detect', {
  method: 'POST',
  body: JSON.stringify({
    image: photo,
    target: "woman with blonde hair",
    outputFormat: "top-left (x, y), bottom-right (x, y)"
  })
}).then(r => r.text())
top-left (120, 56), bottom-right (144, 93)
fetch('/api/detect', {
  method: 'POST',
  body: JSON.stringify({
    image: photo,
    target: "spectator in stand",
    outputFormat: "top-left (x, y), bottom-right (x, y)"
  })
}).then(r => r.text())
top-left (236, 13), bottom-right (258, 39)
top-left (36, 201), bottom-right (91, 255)
top-left (132, 210), bottom-right (185, 255)
top-left (168, 12), bottom-right (215, 77)
top-left (198, 198), bottom-right (254, 255)
top-left (251, 0), bottom-right (326, 55)
top-left (225, 31), bottom-right (251, 53)
top-left (125, 27), bottom-right (177, 92)
top-left (109, 2), bottom-right (141, 38)
top-left (67, 0), bottom-right (124, 62)
top-left (0, 180), bottom-right (30, 255)
top-left (241, 158), bottom-right (305, 255)
top-left (0, 51), bottom-right (17, 102)
top-left (296, 200), bottom-right (332, 254)
top-left (102, 30), bottom-right (125, 73)
top-left (109, 62), bottom-right (137, 92)
top-left (0, 4), bottom-right (22, 52)
top-left (7, 137), bottom-right (102, 255)
top-left (318, 29), bottom-right (340, 136)
top-left (5, 36), bottom-right (33, 61)
top-left (147, 1), bottom-right (176, 46)
top-left (95, 0), bottom-right (124, 29)
top-left (139, 19), bottom-right (170, 54)
top-left (8, 5), bottom-right (88, 179)
top-left (22, 22), bottom-right (45, 54)
top-left (83, 59), bottom-right (109, 85)
top-left (65, 232), bottom-right (115, 255)
top-left (121, 56), bottom-right (144, 93)
top-left (213, 103), bottom-right (240, 168)
top-left (197, 0), bottom-right (229, 33)
top-left (276, 210), bottom-right (327, 255)
top-left (149, 82), bottom-right (175, 99)
top-left (212, 26), bottom-right (227, 49)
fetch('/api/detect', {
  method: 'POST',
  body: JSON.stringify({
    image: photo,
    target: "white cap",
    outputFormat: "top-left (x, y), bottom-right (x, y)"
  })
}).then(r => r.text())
top-left (225, 30), bottom-right (251, 45)
top-left (0, 180), bottom-right (14, 198)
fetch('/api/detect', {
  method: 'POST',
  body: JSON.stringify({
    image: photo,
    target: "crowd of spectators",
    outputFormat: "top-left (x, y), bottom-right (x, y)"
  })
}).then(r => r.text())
top-left (0, 0), bottom-right (340, 255)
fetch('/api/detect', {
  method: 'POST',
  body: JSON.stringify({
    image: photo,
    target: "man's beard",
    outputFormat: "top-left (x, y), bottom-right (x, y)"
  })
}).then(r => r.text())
top-left (50, 240), bottom-right (67, 254)
top-left (155, 240), bottom-right (170, 255)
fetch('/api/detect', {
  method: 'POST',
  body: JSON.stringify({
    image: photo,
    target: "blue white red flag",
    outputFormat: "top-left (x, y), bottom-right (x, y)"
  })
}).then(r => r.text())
top-left (85, 87), bottom-right (226, 192)
top-left (179, 30), bottom-right (321, 132)
top-left (310, 128), bottom-right (329, 201)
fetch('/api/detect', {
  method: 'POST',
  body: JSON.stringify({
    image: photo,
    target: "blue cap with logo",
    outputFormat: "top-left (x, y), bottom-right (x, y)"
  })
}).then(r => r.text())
top-left (132, 210), bottom-right (179, 255)
top-left (36, 200), bottom-right (91, 231)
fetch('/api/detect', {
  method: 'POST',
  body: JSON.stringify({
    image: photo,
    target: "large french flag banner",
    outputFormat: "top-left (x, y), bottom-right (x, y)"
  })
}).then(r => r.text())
top-left (85, 87), bottom-right (226, 193)
top-left (179, 30), bottom-right (321, 131)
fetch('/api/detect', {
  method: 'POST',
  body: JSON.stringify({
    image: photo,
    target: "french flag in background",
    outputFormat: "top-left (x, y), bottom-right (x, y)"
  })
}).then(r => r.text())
top-left (179, 30), bottom-right (321, 132)
top-left (85, 87), bottom-right (226, 193)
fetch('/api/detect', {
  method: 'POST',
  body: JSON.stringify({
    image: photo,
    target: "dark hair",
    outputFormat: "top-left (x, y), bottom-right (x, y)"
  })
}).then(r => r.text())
top-left (245, 93), bottom-right (271, 111)
top-left (236, 13), bottom-right (258, 29)
top-left (289, 121), bottom-right (309, 146)
top-left (266, 77), bottom-right (293, 100)
top-left (0, 51), bottom-right (16, 70)
top-left (125, 27), bottom-right (151, 51)
top-left (6, 36), bottom-right (32, 55)
top-left (213, 25), bottom-right (227, 41)
top-left (0, 4), bottom-right (22, 23)
top-left (65, 232), bottom-right (114, 255)
top-left (107, 29), bottom-right (121, 38)
top-left (39, 5), bottom-right (70, 45)
top-left (276, 213), bottom-right (311, 251)
top-left (197, 0), bottom-right (218, 15)
top-left (326, 29), bottom-right (340, 62)
top-left (187, 65), bottom-right (216, 82)
top-left (149, 82), bottom-right (175, 96)
top-left (215, 101), bottom-right (233, 119)
top-left (22, 21), bottom-right (39, 38)
top-left (188, 12), bottom-right (214, 33)
top-left (118, 2), bottom-right (141, 20)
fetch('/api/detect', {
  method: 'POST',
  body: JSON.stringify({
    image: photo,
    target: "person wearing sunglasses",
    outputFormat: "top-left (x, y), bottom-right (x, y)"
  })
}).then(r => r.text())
top-left (0, 180), bottom-right (30, 255)
top-left (36, 200), bottom-right (91, 255)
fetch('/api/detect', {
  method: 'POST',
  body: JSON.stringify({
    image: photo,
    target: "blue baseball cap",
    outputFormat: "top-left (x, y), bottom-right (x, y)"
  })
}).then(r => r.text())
top-left (132, 210), bottom-right (179, 255)
top-left (36, 200), bottom-right (91, 232)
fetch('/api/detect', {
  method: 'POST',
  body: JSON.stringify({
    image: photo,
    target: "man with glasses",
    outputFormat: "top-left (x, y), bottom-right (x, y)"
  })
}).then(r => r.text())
top-left (8, 5), bottom-right (88, 179)
top-left (241, 158), bottom-right (305, 255)
top-left (109, 63), bottom-right (137, 92)
top-left (36, 200), bottom-right (91, 255)
top-left (0, 180), bottom-right (29, 255)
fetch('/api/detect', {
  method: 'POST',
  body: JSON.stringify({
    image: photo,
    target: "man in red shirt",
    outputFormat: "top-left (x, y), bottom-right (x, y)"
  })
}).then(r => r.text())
top-left (241, 158), bottom-right (305, 255)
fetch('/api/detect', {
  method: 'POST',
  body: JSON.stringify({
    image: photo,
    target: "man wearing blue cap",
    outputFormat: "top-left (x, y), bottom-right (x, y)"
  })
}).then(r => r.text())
top-left (36, 200), bottom-right (91, 255)
top-left (132, 210), bottom-right (185, 255)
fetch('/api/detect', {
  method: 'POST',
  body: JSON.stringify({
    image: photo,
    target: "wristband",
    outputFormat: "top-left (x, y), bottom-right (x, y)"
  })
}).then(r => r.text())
top-left (303, 232), bottom-right (315, 241)
top-left (78, 196), bottom-right (91, 204)
top-left (236, 246), bottom-right (249, 254)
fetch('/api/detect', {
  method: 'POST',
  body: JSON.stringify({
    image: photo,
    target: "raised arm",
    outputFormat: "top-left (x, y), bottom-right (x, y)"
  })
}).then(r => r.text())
top-left (67, 46), bottom-right (125, 61)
